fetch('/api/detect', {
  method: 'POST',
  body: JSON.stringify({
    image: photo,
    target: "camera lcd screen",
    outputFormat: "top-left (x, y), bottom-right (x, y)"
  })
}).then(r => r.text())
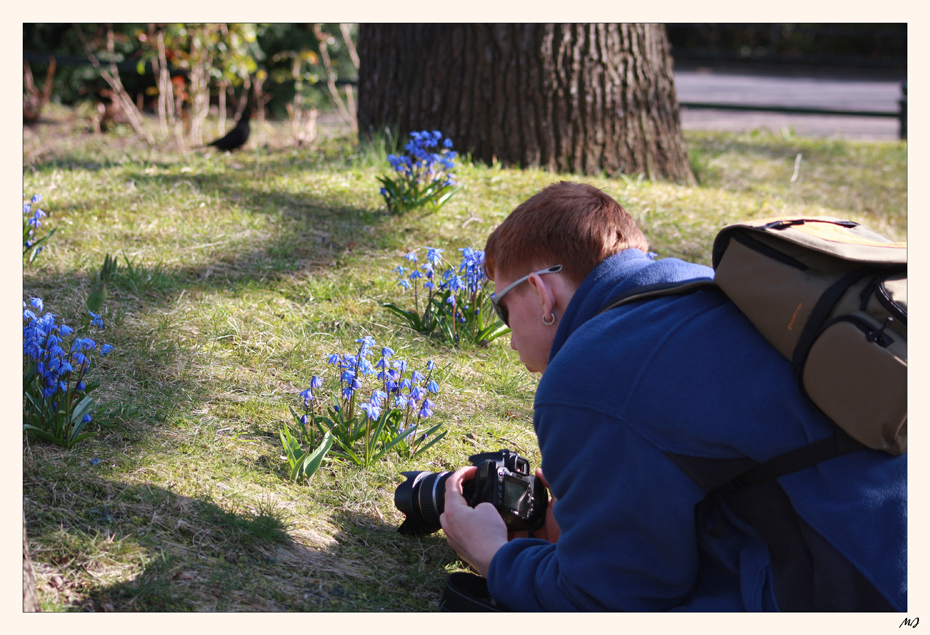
top-left (502, 475), bottom-right (527, 513)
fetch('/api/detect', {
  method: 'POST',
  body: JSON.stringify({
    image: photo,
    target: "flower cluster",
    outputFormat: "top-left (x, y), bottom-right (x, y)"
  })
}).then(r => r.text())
top-left (23, 298), bottom-right (114, 449)
top-left (377, 130), bottom-right (461, 214)
top-left (387, 131), bottom-right (457, 187)
top-left (319, 339), bottom-right (440, 428)
top-left (23, 194), bottom-right (56, 264)
top-left (384, 247), bottom-right (508, 346)
top-left (283, 336), bottom-right (447, 469)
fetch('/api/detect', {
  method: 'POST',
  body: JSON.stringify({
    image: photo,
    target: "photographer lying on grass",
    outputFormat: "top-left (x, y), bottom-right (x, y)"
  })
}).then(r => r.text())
top-left (439, 181), bottom-right (906, 611)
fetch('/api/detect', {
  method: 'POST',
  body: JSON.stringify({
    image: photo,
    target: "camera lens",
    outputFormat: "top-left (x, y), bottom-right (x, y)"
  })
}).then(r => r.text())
top-left (394, 471), bottom-right (451, 535)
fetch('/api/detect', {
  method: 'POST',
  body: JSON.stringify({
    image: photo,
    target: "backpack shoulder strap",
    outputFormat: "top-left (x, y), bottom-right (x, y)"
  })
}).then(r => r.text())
top-left (707, 428), bottom-right (867, 499)
top-left (598, 278), bottom-right (717, 316)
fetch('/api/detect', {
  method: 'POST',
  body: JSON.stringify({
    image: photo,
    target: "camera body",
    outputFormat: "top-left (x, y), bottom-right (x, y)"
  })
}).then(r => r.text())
top-left (394, 449), bottom-right (548, 536)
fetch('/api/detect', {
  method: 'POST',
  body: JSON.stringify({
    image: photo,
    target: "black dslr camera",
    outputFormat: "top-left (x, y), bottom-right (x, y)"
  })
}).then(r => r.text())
top-left (394, 449), bottom-right (548, 536)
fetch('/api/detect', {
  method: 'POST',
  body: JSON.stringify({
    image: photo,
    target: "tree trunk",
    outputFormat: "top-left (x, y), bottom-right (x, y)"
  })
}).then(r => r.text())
top-left (358, 24), bottom-right (694, 184)
top-left (23, 514), bottom-right (38, 612)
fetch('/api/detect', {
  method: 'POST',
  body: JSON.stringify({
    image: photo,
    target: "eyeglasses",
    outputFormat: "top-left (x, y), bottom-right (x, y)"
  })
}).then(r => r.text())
top-left (490, 265), bottom-right (563, 326)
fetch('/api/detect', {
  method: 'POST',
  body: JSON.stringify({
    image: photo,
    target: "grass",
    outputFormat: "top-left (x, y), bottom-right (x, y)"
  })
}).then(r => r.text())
top-left (22, 104), bottom-right (907, 612)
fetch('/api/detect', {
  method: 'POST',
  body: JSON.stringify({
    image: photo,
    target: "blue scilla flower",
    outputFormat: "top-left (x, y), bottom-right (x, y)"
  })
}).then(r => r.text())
top-left (360, 401), bottom-right (381, 421)
top-left (29, 297), bottom-right (43, 312)
top-left (381, 347), bottom-right (394, 358)
top-left (426, 247), bottom-right (444, 267)
top-left (394, 395), bottom-right (409, 409)
top-left (404, 251), bottom-right (418, 263)
top-left (28, 209), bottom-right (46, 228)
top-left (310, 376), bottom-right (323, 389)
top-left (82, 414), bottom-right (92, 424)
top-left (357, 357), bottom-right (375, 376)
top-left (411, 370), bottom-right (425, 383)
top-left (355, 336), bottom-right (376, 356)
top-left (101, 343), bottom-right (113, 357)
top-left (89, 311), bottom-right (104, 329)
top-left (327, 354), bottom-right (340, 365)
top-left (419, 399), bottom-right (434, 419)
top-left (426, 360), bottom-right (436, 371)
top-left (647, 251), bottom-right (658, 260)
top-left (445, 273), bottom-right (466, 294)
top-left (299, 387), bottom-right (314, 407)
top-left (60, 324), bottom-right (74, 336)
top-left (426, 380), bottom-right (440, 394)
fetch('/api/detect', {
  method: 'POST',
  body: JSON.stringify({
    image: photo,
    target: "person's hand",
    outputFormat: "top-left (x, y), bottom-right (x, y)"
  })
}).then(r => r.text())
top-left (508, 468), bottom-right (561, 543)
top-left (439, 466), bottom-right (508, 577)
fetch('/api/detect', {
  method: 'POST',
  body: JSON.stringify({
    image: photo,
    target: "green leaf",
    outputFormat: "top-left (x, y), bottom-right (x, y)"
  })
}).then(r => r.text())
top-left (85, 284), bottom-right (107, 315)
top-left (69, 394), bottom-right (96, 425)
top-left (477, 321), bottom-right (510, 343)
top-left (382, 303), bottom-right (425, 331)
top-left (279, 426), bottom-right (302, 472)
top-left (66, 432), bottom-right (95, 449)
top-left (295, 431), bottom-right (333, 482)
top-left (412, 429), bottom-right (448, 457)
top-left (23, 425), bottom-right (68, 448)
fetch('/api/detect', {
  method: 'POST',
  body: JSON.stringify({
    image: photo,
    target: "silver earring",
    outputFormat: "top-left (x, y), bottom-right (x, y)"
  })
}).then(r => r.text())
top-left (542, 312), bottom-right (556, 326)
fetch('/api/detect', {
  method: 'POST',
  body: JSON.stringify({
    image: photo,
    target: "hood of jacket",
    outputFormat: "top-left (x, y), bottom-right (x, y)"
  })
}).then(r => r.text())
top-left (550, 249), bottom-right (713, 362)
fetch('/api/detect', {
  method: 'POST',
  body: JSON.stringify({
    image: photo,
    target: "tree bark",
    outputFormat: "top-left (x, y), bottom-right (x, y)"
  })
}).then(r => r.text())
top-left (358, 24), bottom-right (693, 184)
top-left (23, 514), bottom-right (38, 612)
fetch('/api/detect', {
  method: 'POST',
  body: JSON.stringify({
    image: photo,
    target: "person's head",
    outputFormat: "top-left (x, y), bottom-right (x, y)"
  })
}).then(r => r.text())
top-left (484, 181), bottom-right (648, 373)
top-left (484, 181), bottom-right (648, 286)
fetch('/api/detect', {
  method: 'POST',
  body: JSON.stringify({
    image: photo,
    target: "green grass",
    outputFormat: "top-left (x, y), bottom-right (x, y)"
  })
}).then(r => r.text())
top-left (22, 105), bottom-right (906, 611)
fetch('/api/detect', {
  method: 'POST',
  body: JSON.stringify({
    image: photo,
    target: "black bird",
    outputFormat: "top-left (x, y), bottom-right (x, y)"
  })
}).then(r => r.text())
top-left (206, 106), bottom-right (251, 152)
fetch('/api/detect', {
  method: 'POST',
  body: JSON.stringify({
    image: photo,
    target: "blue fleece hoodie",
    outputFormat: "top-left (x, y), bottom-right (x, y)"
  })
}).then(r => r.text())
top-left (486, 250), bottom-right (906, 611)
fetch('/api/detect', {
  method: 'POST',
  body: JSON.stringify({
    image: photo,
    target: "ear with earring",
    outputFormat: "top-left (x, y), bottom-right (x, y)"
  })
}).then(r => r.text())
top-left (542, 312), bottom-right (556, 326)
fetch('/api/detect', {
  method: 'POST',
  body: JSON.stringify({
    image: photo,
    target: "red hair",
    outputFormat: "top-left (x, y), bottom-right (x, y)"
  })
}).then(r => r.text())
top-left (484, 181), bottom-right (648, 286)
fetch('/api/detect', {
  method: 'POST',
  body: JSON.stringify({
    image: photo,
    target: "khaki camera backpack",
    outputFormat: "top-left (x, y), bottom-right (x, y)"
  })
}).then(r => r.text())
top-left (602, 217), bottom-right (907, 487)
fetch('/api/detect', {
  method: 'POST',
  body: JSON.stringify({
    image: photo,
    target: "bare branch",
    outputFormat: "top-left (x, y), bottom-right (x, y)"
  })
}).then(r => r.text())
top-left (73, 24), bottom-right (155, 144)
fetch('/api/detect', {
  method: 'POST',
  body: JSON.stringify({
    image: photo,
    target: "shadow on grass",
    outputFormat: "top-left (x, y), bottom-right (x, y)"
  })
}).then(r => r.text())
top-left (25, 464), bottom-right (452, 611)
top-left (22, 156), bottom-right (400, 423)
